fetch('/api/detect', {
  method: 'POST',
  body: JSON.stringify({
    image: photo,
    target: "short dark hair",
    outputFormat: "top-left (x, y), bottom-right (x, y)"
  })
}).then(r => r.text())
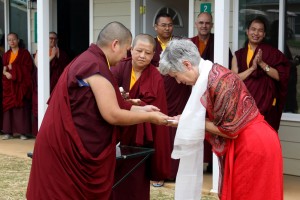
top-left (247, 16), bottom-right (267, 32)
top-left (155, 13), bottom-right (172, 25)
top-left (8, 32), bottom-right (19, 40)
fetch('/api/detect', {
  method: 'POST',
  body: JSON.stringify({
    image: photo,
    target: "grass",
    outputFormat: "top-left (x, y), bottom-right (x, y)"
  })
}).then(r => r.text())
top-left (0, 154), bottom-right (31, 200)
top-left (0, 154), bottom-right (218, 200)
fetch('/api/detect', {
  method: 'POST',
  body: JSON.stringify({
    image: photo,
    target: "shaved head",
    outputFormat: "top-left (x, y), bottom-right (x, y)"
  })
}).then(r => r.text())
top-left (97, 22), bottom-right (132, 47)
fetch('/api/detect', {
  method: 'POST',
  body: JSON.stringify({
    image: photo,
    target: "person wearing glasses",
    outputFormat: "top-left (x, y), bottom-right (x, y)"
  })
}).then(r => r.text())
top-left (151, 13), bottom-right (191, 186)
top-left (32, 32), bottom-right (70, 136)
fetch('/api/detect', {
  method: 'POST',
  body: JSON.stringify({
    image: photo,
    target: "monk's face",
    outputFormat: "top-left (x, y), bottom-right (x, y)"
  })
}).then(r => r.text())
top-left (7, 34), bottom-right (19, 49)
top-left (131, 40), bottom-right (154, 69)
top-left (154, 17), bottom-right (173, 40)
top-left (246, 21), bottom-right (266, 45)
top-left (49, 33), bottom-right (58, 48)
top-left (195, 13), bottom-right (213, 38)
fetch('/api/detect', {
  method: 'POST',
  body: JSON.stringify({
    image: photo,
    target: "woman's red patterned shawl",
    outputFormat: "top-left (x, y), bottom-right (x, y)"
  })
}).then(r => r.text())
top-left (201, 64), bottom-right (259, 156)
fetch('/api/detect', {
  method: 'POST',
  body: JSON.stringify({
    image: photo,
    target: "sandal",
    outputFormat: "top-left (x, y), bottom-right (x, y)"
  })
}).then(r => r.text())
top-left (152, 180), bottom-right (164, 187)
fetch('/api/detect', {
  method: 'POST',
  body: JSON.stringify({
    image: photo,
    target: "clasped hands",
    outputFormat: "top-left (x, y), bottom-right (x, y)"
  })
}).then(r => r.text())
top-left (250, 49), bottom-right (267, 71)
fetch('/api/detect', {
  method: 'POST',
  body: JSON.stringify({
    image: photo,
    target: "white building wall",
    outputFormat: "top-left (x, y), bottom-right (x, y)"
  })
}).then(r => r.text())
top-left (279, 121), bottom-right (300, 176)
top-left (93, 0), bottom-right (131, 42)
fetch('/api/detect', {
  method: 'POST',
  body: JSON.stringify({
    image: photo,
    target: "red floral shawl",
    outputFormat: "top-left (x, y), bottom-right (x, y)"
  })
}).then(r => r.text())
top-left (201, 64), bottom-right (259, 156)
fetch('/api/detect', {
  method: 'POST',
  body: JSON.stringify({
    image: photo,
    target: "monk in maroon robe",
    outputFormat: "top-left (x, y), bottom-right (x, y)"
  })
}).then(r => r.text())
top-left (151, 13), bottom-right (191, 181)
top-left (2, 33), bottom-right (33, 140)
top-left (232, 17), bottom-right (290, 131)
top-left (26, 22), bottom-right (169, 200)
top-left (31, 32), bottom-right (69, 136)
top-left (110, 34), bottom-right (171, 199)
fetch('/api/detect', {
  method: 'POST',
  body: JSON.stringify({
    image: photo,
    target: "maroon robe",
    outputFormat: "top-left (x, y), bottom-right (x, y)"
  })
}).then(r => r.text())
top-left (31, 50), bottom-right (69, 136)
top-left (27, 44), bottom-right (131, 200)
top-left (2, 48), bottom-right (33, 112)
top-left (235, 43), bottom-right (290, 131)
top-left (49, 49), bottom-right (70, 92)
top-left (110, 58), bottom-right (171, 200)
top-left (2, 48), bottom-right (33, 134)
top-left (151, 37), bottom-right (192, 179)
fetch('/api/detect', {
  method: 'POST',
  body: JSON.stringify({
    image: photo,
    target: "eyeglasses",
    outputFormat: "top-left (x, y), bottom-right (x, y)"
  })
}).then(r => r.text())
top-left (49, 37), bottom-right (57, 40)
top-left (198, 21), bottom-right (212, 25)
top-left (157, 23), bottom-right (173, 28)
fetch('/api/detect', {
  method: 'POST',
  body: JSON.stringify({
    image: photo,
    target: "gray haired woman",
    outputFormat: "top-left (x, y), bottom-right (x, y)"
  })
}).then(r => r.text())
top-left (159, 39), bottom-right (283, 200)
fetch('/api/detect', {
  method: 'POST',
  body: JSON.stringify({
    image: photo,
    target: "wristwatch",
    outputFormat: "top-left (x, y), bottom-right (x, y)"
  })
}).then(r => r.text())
top-left (264, 65), bottom-right (270, 72)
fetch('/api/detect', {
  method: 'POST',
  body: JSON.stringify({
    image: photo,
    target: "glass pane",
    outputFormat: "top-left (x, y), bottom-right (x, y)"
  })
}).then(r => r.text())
top-left (0, 0), bottom-right (5, 56)
top-left (238, 0), bottom-right (279, 49)
top-left (286, 0), bottom-right (300, 114)
top-left (9, 0), bottom-right (28, 48)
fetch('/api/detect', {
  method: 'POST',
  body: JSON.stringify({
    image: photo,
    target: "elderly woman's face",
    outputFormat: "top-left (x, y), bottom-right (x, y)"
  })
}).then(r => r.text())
top-left (168, 64), bottom-right (198, 85)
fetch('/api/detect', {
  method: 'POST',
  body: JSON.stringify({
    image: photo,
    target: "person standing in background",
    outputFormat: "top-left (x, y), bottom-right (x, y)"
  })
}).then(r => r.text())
top-left (152, 13), bottom-right (191, 185)
top-left (32, 32), bottom-right (70, 136)
top-left (2, 32), bottom-right (33, 140)
top-left (231, 17), bottom-right (290, 131)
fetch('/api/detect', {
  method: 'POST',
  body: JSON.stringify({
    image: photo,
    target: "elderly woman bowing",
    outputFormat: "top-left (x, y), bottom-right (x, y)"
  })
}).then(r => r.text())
top-left (158, 39), bottom-right (283, 200)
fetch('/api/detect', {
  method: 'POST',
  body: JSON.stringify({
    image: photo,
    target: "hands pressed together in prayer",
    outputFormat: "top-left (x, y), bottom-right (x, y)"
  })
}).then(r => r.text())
top-left (50, 46), bottom-right (60, 61)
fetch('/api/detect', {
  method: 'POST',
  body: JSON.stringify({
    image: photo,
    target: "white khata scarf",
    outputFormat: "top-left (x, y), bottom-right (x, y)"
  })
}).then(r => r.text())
top-left (171, 58), bottom-right (213, 200)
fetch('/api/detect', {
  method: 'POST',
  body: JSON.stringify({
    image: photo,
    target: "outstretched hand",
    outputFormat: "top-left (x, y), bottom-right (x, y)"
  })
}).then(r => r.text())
top-left (141, 105), bottom-right (160, 112)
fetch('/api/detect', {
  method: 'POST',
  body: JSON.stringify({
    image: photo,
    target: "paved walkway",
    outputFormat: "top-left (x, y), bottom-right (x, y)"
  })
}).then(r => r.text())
top-left (0, 138), bottom-right (299, 199)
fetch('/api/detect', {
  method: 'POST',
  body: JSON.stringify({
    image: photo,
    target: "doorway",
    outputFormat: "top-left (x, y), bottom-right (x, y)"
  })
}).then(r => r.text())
top-left (57, 0), bottom-right (89, 59)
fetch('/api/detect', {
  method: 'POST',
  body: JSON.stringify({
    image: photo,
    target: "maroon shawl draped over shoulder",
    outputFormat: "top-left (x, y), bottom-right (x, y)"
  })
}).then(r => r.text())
top-left (111, 58), bottom-right (171, 180)
top-left (2, 48), bottom-right (33, 112)
top-left (27, 44), bottom-right (131, 200)
top-left (201, 64), bottom-right (259, 156)
top-left (235, 43), bottom-right (290, 131)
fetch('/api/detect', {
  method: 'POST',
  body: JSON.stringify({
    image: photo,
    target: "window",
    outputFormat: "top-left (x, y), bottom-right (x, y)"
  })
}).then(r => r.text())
top-left (155, 7), bottom-right (183, 28)
top-left (9, 0), bottom-right (28, 48)
top-left (238, 0), bottom-right (300, 117)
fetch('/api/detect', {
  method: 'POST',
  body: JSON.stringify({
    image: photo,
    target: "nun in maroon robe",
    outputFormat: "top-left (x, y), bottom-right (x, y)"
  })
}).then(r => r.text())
top-left (110, 57), bottom-right (171, 199)
top-left (2, 47), bottom-right (33, 137)
top-left (235, 42), bottom-right (290, 131)
top-left (26, 44), bottom-right (132, 200)
top-left (152, 36), bottom-right (192, 180)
